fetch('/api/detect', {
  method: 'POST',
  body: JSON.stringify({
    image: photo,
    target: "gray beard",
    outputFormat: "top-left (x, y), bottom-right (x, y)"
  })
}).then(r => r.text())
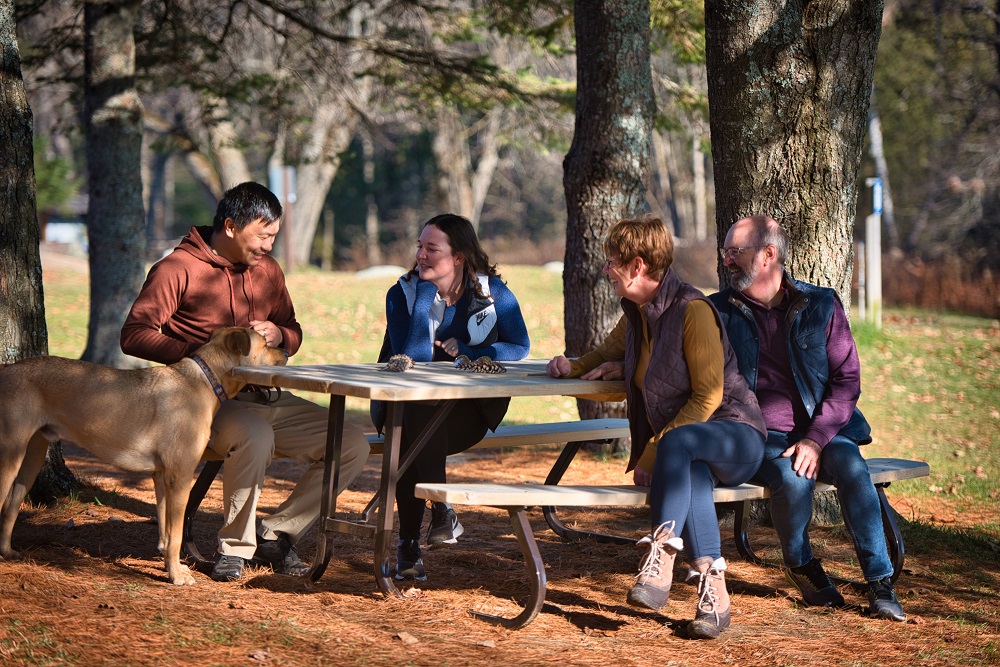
top-left (730, 268), bottom-right (754, 292)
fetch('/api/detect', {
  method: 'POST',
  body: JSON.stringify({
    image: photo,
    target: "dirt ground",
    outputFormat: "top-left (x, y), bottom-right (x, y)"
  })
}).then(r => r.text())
top-left (1, 437), bottom-right (998, 667)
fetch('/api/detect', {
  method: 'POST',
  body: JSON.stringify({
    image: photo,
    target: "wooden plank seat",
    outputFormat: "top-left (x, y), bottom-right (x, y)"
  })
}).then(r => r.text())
top-left (413, 457), bottom-right (931, 629)
top-left (181, 418), bottom-right (631, 564)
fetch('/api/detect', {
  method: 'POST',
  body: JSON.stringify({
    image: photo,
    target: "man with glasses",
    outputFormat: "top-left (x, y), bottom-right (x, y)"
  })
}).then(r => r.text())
top-left (708, 214), bottom-right (905, 622)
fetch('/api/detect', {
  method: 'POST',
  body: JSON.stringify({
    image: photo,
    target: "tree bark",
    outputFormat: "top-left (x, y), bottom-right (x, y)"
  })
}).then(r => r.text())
top-left (82, 0), bottom-right (147, 367)
top-left (1, 0), bottom-right (78, 500)
top-left (563, 0), bottom-right (655, 432)
top-left (0, 1), bottom-right (47, 365)
top-left (706, 0), bottom-right (884, 310)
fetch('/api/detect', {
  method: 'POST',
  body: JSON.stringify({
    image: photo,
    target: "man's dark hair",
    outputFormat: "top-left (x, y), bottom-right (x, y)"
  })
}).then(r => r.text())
top-left (212, 182), bottom-right (282, 232)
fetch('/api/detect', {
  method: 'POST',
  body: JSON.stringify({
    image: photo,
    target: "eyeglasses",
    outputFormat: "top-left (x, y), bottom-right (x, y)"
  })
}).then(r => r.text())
top-left (719, 246), bottom-right (762, 260)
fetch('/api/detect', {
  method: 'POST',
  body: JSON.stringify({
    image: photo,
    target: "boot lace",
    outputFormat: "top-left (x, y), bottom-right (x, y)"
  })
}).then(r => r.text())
top-left (635, 521), bottom-right (676, 584)
top-left (696, 569), bottom-right (723, 622)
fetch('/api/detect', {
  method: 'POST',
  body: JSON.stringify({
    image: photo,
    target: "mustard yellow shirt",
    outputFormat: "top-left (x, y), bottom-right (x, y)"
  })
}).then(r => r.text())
top-left (564, 301), bottom-right (725, 471)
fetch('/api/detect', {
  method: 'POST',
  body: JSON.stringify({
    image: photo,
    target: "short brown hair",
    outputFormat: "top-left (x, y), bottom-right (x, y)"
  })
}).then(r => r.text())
top-left (604, 215), bottom-right (674, 282)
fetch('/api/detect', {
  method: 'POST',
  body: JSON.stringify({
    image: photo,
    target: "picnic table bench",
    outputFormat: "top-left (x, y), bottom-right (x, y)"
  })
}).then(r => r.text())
top-left (182, 418), bottom-right (632, 563)
top-left (414, 456), bottom-right (931, 629)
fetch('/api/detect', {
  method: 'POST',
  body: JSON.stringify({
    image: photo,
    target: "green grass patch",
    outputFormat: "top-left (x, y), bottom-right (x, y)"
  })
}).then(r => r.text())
top-left (853, 312), bottom-right (1000, 506)
top-left (1, 619), bottom-right (76, 666)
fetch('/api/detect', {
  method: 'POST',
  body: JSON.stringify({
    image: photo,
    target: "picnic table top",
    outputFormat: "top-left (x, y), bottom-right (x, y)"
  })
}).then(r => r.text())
top-left (231, 359), bottom-right (625, 402)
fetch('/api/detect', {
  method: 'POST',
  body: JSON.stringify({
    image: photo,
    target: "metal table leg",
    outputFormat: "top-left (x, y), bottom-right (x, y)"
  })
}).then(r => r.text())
top-left (541, 440), bottom-right (637, 545)
top-left (308, 394), bottom-right (345, 581)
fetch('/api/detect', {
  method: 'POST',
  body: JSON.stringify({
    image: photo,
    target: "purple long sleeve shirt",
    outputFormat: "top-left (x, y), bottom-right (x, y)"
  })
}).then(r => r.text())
top-left (744, 288), bottom-right (862, 448)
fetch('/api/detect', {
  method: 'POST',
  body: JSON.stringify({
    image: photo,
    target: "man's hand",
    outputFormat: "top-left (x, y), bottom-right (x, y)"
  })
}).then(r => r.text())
top-left (250, 319), bottom-right (282, 348)
top-left (546, 355), bottom-right (572, 377)
top-left (580, 361), bottom-right (624, 381)
top-left (782, 438), bottom-right (822, 479)
top-left (633, 466), bottom-right (652, 487)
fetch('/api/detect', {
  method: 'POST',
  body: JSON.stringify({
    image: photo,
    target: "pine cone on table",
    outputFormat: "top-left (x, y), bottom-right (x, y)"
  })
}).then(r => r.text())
top-left (382, 354), bottom-right (415, 372)
top-left (453, 355), bottom-right (506, 373)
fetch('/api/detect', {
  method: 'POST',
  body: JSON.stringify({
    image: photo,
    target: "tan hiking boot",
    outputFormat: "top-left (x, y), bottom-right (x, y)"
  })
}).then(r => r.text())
top-left (688, 556), bottom-right (731, 639)
top-left (627, 521), bottom-right (684, 610)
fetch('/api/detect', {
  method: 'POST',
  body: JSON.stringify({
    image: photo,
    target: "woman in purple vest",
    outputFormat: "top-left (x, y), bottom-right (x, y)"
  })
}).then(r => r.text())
top-left (547, 216), bottom-right (765, 639)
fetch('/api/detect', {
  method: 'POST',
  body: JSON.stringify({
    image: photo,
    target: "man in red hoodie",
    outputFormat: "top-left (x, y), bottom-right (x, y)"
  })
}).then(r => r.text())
top-left (121, 181), bottom-right (370, 582)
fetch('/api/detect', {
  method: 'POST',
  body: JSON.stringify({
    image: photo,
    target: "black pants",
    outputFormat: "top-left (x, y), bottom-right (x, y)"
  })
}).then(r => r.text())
top-left (395, 398), bottom-right (509, 540)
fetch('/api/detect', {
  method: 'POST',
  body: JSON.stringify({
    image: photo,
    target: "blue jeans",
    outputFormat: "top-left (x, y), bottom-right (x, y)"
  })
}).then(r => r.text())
top-left (751, 431), bottom-right (893, 582)
top-left (649, 421), bottom-right (764, 561)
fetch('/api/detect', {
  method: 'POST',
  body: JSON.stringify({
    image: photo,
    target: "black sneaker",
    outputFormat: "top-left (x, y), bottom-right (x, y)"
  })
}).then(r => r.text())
top-left (211, 554), bottom-right (246, 582)
top-left (785, 558), bottom-right (846, 607)
top-left (251, 534), bottom-right (311, 577)
top-left (867, 577), bottom-right (906, 621)
top-left (395, 538), bottom-right (427, 581)
top-left (426, 502), bottom-right (464, 548)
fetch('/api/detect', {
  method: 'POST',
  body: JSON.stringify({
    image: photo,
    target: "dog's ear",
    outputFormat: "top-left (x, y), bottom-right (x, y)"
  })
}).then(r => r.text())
top-left (226, 328), bottom-right (253, 356)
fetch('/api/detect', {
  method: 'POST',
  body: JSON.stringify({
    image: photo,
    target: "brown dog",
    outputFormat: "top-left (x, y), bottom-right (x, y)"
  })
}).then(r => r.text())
top-left (0, 327), bottom-right (286, 585)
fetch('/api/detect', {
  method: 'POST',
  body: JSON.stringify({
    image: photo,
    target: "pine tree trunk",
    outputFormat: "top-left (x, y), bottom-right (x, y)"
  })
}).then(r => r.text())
top-left (0, 3), bottom-right (47, 365)
top-left (706, 0), bottom-right (884, 310)
top-left (82, 0), bottom-right (148, 368)
top-left (1, 1), bottom-right (79, 500)
top-left (563, 0), bottom-right (655, 445)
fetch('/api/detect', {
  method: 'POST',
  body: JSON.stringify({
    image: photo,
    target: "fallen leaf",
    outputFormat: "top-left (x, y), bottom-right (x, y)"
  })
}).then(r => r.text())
top-left (249, 649), bottom-right (272, 662)
top-left (395, 631), bottom-right (419, 645)
top-left (479, 640), bottom-right (496, 648)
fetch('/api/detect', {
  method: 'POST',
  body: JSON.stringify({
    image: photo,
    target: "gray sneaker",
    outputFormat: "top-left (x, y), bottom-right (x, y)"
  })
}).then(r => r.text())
top-left (395, 539), bottom-right (427, 581)
top-left (426, 502), bottom-right (464, 548)
top-left (785, 558), bottom-right (846, 607)
top-left (211, 554), bottom-right (246, 582)
top-left (867, 577), bottom-right (906, 621)
top-left (251, 534), bottom-right (311, 577)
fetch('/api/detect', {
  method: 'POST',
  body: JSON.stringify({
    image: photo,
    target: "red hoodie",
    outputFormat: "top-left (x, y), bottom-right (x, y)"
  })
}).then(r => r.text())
top-left (121, 226), bottom-right (303, 365)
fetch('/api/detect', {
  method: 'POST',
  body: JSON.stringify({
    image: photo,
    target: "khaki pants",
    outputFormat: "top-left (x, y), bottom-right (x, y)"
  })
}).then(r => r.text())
top-left (208, 391), bottom-right (369, 559)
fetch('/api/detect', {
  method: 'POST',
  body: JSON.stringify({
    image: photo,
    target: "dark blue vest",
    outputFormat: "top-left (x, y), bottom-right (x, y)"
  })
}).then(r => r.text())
top-left (708, 275), bottom-right (871, 445)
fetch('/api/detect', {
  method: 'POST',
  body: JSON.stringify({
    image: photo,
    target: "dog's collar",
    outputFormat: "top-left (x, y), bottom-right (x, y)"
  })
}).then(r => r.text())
top-left (191, 355), bottom-right (228, 403)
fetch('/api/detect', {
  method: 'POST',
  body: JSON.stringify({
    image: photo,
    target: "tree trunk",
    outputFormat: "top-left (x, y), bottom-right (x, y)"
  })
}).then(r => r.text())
top-left (563, 0), bottom-right (655, 437)
top-left (692, 135), bottom-right (707, 240)
top-left (82, 0), bottom-right (148, 368)
top-left (867, 85), bottom-right (898, 249)
top-left (287, 103), bottom-right (359, 270)
top-left (362, 130), bottom-right (382, 265)
top-left (646, 131), bottom-right (681, 234)
top-left (706, 0), bottom-right (883, 522)
top-left (0, 2), bottom-right (47, 365)
top-left (432, 105), bottom-right (504, 233)
top-left (1, 0), bottom-right (78, 500)
top-left (203, 94), bottom-right (252, 189)
top-left (706, 0), bottom-right (884, 311)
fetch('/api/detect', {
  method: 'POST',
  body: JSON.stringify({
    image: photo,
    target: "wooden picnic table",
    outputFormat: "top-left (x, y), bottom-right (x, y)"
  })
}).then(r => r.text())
top-left (230, 359), bottom-right (625, 599)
